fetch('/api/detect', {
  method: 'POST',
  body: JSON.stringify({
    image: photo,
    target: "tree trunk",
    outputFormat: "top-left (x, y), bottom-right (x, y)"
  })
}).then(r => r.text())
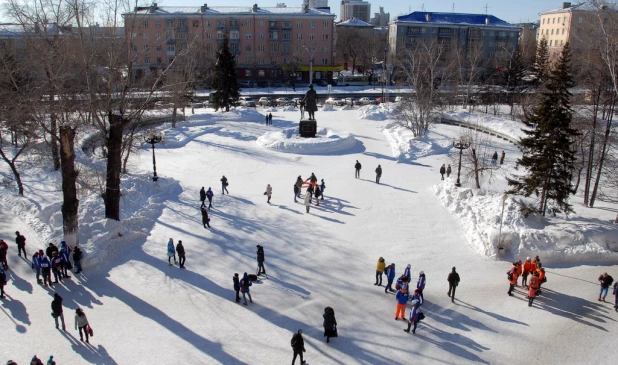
top-left (471, 148), bottom-right (481, 189)
top-left (0, 148), bottom-right (25, 195)
top-left (172, 107), bottom-right (177, 128)
top-left (590, 93), bottom-right (616, 207)
top-left (583, 88), bottom-right (600, 206)
top-left (50, 94), bottom-right (61, 171)
top-left (60, 126), bottom-right (79, 246)
top-left (105, 113), bottom-right (126, 221)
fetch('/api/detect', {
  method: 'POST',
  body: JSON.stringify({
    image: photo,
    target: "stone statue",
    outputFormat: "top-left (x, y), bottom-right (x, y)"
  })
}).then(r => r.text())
top-left (302, 84), bottom-right (318, 120)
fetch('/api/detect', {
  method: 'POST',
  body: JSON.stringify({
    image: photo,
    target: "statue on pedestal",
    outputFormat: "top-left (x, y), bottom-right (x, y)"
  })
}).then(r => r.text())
top-left (302, 84), bottom-right (318, 120)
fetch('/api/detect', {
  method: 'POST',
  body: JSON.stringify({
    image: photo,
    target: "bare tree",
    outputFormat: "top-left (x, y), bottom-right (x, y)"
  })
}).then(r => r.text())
top-left (454, 125), bottom-right (501, 188)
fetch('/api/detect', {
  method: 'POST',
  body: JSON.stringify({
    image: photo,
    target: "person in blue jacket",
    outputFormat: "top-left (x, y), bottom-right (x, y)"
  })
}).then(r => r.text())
top-left (404, 300), bottom-right (422, 334)
top-left (403, 264), bottom-right (411, 281)
top-left (206, 187), bottom-right (214, 209)
top-left (59, 242), bottom-right (71, 278)
top-left (38, 250), bottom-right (52, 286)
top-left (385, 263), bottom-right (396, 293)
top-left (395, 287), bottom-right (409, 320)
top-left (396, 275), bottom-right (409, 291)
top-left (167, 238), bottom-right (177, 266)
top-left (0, 265), bottom-right (7, 298)
top-left (240, 272), bottom-right (253, 305)
top-left (409, 288), bottom-right (424, 306)
top-left (32, 251), bottom-right (42, 283)
top-left (417, 271), bottom-right (426, 299)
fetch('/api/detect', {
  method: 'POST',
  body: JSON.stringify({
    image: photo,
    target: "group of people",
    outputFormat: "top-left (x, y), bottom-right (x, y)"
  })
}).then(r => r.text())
top-left (507, 256), bottom-right (546, 307)
top-left (264, 113), bottom-right (273, 125)
top-left (491, 150), bottom-right (506, 165)
top-left (196, 176), bottom-right (231, 229)
top-left (353, 160), bottom-right (383, 184)
top-left (439, 164), bottom-right (452, 180)
top-left (288, 307), bottom-right (337, 364)
top-left (50, 293), bottom-right (93, 343)
top-left (294, 173), bottom-right (325, 212)
top-left (166, 238), bottom-right (186, 268)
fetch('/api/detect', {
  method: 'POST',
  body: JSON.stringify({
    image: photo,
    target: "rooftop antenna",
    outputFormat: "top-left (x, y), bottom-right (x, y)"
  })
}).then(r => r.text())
top-left (484, 4), bottom-right (489, 15)
top-left (452, 3), bottom-right (455, 12)
top-left (421, 3), bottom-right (425, 11)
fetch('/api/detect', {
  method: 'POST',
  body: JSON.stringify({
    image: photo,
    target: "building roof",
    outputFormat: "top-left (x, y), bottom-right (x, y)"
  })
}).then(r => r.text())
top-left (129, 6), bottom-right (335, 17)
top-left (539, 2), bottom-right (615, 15)
top-left (0, 24), bottom-right (26, 37)
top-left (337, 17), bottom-right (373, 27)
top-left (393, 12), bottom-right (518, 28)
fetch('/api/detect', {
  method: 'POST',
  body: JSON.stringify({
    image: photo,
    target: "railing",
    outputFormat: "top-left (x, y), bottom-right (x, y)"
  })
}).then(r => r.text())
top-left (439, 115), bottom-right (522, 150)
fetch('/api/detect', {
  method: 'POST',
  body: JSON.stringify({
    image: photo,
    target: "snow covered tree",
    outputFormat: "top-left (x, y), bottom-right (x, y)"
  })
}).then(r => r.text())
top-left (503, 45), bottom-right (527, 114)
top-left (507, 43), bottom-right (579, 216)
top-left (533, 37), bottom-right (550, 87)
top-left (212, 36), bottom-right (240, 112)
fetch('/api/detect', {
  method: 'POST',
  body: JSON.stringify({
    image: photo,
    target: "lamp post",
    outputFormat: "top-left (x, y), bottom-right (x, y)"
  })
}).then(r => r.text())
top-left (382, 46), bottom-right (387, 102)
top-left (497, 193), bottom-right (508, 250)
top-left (144, 132), bottom-right (163, 181)
top-left (453, 138), bottom-right (470, 187)
top-left (303, 43), bottom-right (317, 85)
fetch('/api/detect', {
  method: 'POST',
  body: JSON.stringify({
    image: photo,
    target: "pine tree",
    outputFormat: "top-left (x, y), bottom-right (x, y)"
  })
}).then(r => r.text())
top-left (212, 36), bottom-right (239, 112)
top-left (532, 37), bottom-right (549, 87)
top-left (507, 43), bottom-right (578, 216)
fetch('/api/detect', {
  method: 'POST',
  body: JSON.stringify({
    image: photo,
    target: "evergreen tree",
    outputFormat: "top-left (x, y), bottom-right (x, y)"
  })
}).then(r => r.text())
top-left (507, 43), bottom-right (578, 216)
top-left (532, 37), bottom-right (549, 87)
top-left (503, 45), bottom-right (526, 112)
top-left (212, 36), bottom-right (239, 112)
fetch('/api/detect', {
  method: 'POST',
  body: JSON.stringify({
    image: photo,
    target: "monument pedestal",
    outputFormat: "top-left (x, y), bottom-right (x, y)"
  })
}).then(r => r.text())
top-left (299, 119), bottom-right (317, 138)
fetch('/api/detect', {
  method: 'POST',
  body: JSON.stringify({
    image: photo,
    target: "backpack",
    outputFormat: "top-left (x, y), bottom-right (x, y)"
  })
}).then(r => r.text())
top-left (507, 271), bottom-right (513, 281)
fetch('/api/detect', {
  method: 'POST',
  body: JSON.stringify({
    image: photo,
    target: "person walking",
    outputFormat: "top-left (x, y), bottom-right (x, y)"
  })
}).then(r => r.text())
top-left (73, 246), bottom-right (83, 274)
top-left (167, 238), bottom-right (177, 266)
top-left (265, 184), bottom-right (273, 203)
top-left (439, 164), bottom-right (446, 180)
top-left (304, 187), bottom-right (312, 213)
top-left (233, 273), bottom-right (241, 303)
top-left (268, 113), bottom-right (273, 125)
top-left (319, 179), bottom-right (325, 200)
top-left (375, 257), bottom-right (386, 286)
top-left (598, 272), bottom-right (614, 302)
top-left (51, 252), bottom-right (64, 283)
top-left (500, 151), bottom-right (505, 165)
top-left (31, 251), bottom-right (41, 283)
top-left (323, 307), bottom-right (337, 343)
top-left (51, 293), bottom-right (66, 330)
top-left (206, 187), bottom-right (214, 209)
top-left (613, 281), bottom-right (618, 312)
top-left (265, 114), bottom-right (269, 125)
top-left (403, 264), bottom-right (411, 281)
top-left (354, 160), bottom-right (362, 179)
top-left (176, 240), bottom-right (186, 269)
top-left (522, 257), bottom-right (533, 288)
top-left (240, 272), bottom-right (253, 305)
top-left (220, 175), bottom-right (229, 195)
top-left (507, 264), bottom-right (517, 296)
top-left (256, 245), bottom-right (266, 276)
top-left (527, 271), bottom-right (541, 307)
top-left (0, 265), bottom-right (7, 299)
top-left (492, 151), bottom-right (498, 165)
top-left (375, 165), bottom-right (382, 184)
top-left (294, 176), bottom-right (303, 202)
top-left (447, 267), bottom-right (460, 302)
top-left (0, 239), bottom-right (9, 270)
top-left (201, 207), bottom-right (211, 229)
top-left (395, 287), bottom-right (409, 320)
top-left (15, 231), bottom-right (27, 258)
top-left (38, 251), bottom-right (52, 287)
top-left (199, 187), bottom-right (206, 208)
top-left (446, 165), bottom-right (452, 178)
top-left (385, 263), bottom-right (396, 293)
top-left (74, 308), bottom-right (90, 343)
top-left (291, 329), bottom-right (307, 365)
top-left (416, 271), bottom-right (426, 299)
top-left (403, 300), bottom-right (422, 334)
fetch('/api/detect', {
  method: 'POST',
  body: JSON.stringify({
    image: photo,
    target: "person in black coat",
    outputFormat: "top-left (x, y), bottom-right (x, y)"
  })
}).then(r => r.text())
top-left (256, 245), bottom-right (266, 275)
top-left (201, 207), bottom-right (210, 229)
top-left (176, 241), bottom-right (186, 269)
top-left (375, 165), bottom-right (382, 184)
top-left (233, 273), bottom-right (241, 303)
top-left (46, 243), bottom-right (58, 260)
top-left (446, 165), bottom-right (452, 178)
top-left (291, 329), bottom-right (306, 365)
top-left (51, 293), bottom-right (65, 330)
top-left (447, 267), bottom-right (461, 302)
top-left (354, 160), bottom-right (362, 178)
top-left (199, 187), bottom-right (206, 208)
top-left (323, 307), bottom-right (337, 343)
top-left (440, 164), bottom-right (446, 180)
top-left (15, 231), bottom-right (26, 258)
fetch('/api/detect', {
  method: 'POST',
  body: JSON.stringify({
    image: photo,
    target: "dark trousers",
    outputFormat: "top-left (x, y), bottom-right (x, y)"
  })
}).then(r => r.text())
top-left (508, 283), bottom-right (515, 295)
top-left (0, 284), bottom-right (4, 297)
top-left (441, 173), bottom-right (444, 180)
top-left (448, 284), bottom-right (456, 301)
top-left (207, 197), bottom-right (212, 209)
top-left (355, 169), bottom-right (360, 178)
top-left (201, 199), bottom-right (206, 208)
top-left (528, 296), bottom-right (535, 306)
top-left (522, 273), bottom-right (529, 287)
top-left (42, 268), bottom-right (52, 286)
top-left (53, 268), bottom-right (63, 282)
top-left (1, 258), bottom-right (7, 269)
top-left (375, 271), bottom-right (382, 285)
top-left (54, 312), bottom-right (65, 329)
top-left (79, 325), bottom-right (89, 342)
top-left (35, 267), bottom-right (41, 281)
top-left (406, 319), bottom-right (419, 333)
top-left (257, 262), bottom-right (266, 275)
top-left (235, 289), bottom-right (240, 302)
top-left (222, 184), bottom-right (229, 195)
top-left (376, 175), bottom-right (381, 184)
top-left (292, 350), bottom-right (304, 365)
top-left (178, 255), bottom-right (185, 267)
top-left (17, 245), bottom-right (26, 257)
top-left (385, 279), bottom-right (394, 292)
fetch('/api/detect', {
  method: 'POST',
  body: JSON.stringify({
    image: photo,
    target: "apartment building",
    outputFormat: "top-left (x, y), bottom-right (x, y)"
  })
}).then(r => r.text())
top-left (370, 6), bottom-right (390, 27)
top-left (538, 1), bottom-right (618, 60)
top-left (123, 3), bottom-right (337, 83)
top-left (388, 12), bottom-right (519, 66)
top-left (340, 0), bottom-right (371, 23)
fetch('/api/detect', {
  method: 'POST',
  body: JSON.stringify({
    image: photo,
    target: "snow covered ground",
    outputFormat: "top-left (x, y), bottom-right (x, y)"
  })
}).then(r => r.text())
top-left (1, 104), bottom-right (617, 364)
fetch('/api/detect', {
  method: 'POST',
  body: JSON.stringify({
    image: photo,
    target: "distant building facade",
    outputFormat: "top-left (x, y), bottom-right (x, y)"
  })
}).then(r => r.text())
top-left (370, 6), bottom-right (390, 27)
top-left (340, 0), bottom-right (371, 23)
top-left (123, 3), bottom-right (338, 83)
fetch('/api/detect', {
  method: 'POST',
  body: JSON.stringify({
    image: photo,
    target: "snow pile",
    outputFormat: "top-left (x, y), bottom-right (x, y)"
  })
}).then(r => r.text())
top-left (357, 105), bottom-right (391, 121)
top-left (282, 106), bottom-right (296, 112)
top-left (256, 127), bottom-right (357, 154)
top-left (263, 107), bottom-right (279, 112)
top-left (442, 110), bottom-right (526, 141)
top-left (321, 104), bottom-right (335, 111)
top-left (433, 182), bottom-right (618, 262)
top-left (383, 122), bottom-right (452, 160)
top-left (340, 105), bottom-right (352, 110)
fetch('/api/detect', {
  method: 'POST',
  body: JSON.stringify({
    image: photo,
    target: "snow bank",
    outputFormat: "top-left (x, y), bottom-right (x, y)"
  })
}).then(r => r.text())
top-left (282, 106), bottom-right (296, 112)
top-left (442, 111), bottom-right (526, 141)
top-left (357, 105), bottom-right (391, 121)
top-left (321, 104), bottom-right (335, 111)
top-left (433, 182), bottom-right (618, 263)
top-left (256, 127), bottom-right (357, 155)
top-left (383, 122), bottom-right (452, 161)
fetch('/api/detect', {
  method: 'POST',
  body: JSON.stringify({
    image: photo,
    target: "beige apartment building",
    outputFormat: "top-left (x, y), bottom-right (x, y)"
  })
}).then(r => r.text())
top-left (538, 1), bottom-right (618, 60)
top-left (124, 3), bottom-right (338, 83)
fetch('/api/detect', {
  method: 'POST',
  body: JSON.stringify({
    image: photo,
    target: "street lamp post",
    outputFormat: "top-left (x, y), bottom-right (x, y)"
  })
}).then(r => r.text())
top-left (303, 43), bottom-right (317, 85)
top-left (382, 47), bottom-right (387, 102)
top-left (497, 193), bottom-right (508, 250)
top-left (144, 132), bottom-right (163, 182)
top-left (453, 138), bottom-right (470, 187)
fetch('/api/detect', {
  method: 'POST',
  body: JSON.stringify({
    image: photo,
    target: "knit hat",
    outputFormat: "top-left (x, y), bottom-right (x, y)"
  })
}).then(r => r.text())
top-left (407, 264), bottom-right (411, 269)
top-left (419, 271), bottom-right (424, 275)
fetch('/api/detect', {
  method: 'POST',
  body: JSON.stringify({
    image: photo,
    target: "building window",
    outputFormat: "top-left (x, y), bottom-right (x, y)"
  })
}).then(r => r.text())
top-left (283, 20), bottom-right (291, 28)
top-left (217, 31), bottom-right (225, 39)
top-left (563, 16), bottom-right (566, 24)
top-left (323, 21), bottom-right (328, 28)
top-left (269, 30), bottom-right (278, 40)
top-left (245, 45), bottom-right (252, 51)
top-left (157, 57), bottom-right (162, 64)
top-left (283, 31), bottom-right (291, 40)
top-left (259, 20), bottom-right (264, 27)
top-left (245, 69), bottom-right (252, 76)
top-left (296, 21), bottom-right (303, 28)
top-left (579, 17), bottom-right (583, 23)
top-left (156, 45), bottom-right (162, 51)
top-left (322, 46), bottom-right (328, 53)
top-left (259, 32), bottom-right (264, 39)
top-left (230, 19), bottom-right (239, 27)
top-left (142, 33), bottom-right (149, 40)
top-left (246, 33), bottom-right (252, 39)
top-left (310, 21), bottom-right (315, 28)
top-left (206, 20), bottom-right (212, 27)
top-left (217, 20), bottom-right (226, 27)
top-left (142, 20), bottom-right (149, 28)
top-left (258, 45), bottom-right (265, 52)
top-left (206, 32), bottom-right (212, 39)
top-left (321, 58), bottom-right (328, 65)
top-left (542, 18), bottom-right (545, 24)
top-left (143, 44), bottom-right (150, 51)
top-left (230, 42), bottom-right (239, 52)
top-left (269, 20), bottom-right (278, 28)
top-left (282, 43), bottom-right (291, 54)
top-left (179, 18), bottom-right (186, 27)
top-left (552, 17), bottom-right (555, 24)
top-left (270, 42), bottom-right (279, 53)
top-left (193, 20), bottom-right (199, 27)
top-left (155, 20), bottom-right (161, 28)
top-left (323, 34), bottom-right (328, 40)
top-left (156, 32), bottom-right (161, 40)
top-left (297, 33), bottom-right (302, 40)
top-left (206, 44), bottom-right (212, 51)
top-left (144, 57), bottom-right (150, 64)
top-left (130, 32), bottom-right (137, 40)
top-left (166, 19), bottom-right (174, 27)
top-left (230, 31), bottom-right (239, 39)
top-left (550, 40), bottom-right (553, 46)
top-left (283, 58), bottom-right (289, 64)
top-left (131, 44), bottom-right (137, 52)
top-left (551, 29), bottom-right (554, 35)
top-left (169, 57), bottom-right (174, 63)
top-left (561, 40), bottom-right (564, 46)
top-left (309, 34), bottom-right (315, 40)
top-left (562, 28), bottom-right (565, 35)
top-left (244, 20), bottom-right (251, 27)
top-left (179, 32), bottom-right (187, 39)
top-left (167, 44), bottom-right (175, 52)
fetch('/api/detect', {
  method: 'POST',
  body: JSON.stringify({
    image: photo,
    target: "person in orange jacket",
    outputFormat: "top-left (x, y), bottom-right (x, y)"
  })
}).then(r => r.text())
top-left (507, 264), bottom-right (517, 296)
top-left (522, 257), bottom-right (533, 288)
top-left (527, 271), bottom-right (541, 307)
top-left (536, 264), bottom-right (546, 287)
top-left (515, 260), bottom-right (523, 286)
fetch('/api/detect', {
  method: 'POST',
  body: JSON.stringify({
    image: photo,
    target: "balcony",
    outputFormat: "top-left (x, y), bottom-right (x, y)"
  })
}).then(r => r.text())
top-left (166, 51), bottom-right (175, 56)
top-left (166, 38), bottom-right (175, 44)
top-left (178, 25), bottom-right (187, 31)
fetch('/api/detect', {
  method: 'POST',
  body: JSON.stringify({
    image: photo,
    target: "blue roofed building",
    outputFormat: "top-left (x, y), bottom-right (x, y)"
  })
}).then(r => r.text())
top-left (388, 11), bottom-right (520, 67)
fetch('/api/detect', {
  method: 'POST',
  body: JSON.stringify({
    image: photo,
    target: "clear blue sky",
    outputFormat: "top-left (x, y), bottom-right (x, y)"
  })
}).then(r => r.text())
top-left (158, 0), bottom-right (562, 24)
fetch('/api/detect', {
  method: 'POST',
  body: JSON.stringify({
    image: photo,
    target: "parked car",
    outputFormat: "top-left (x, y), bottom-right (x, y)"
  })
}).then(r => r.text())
top-left (276, 97), bottom-right (292, 106)
top-left (325, 97), bottom-right (345, 106)
top-left (239, 96), bottom-right (256, 107)
top-left (344, 97), bottom-right (362, 106)
top-left (291, 97), bottom-right (303, 105)
top-left (359, 97), bottom-right (378, 105)
top-left (258, 97), bottom-right (273, 106)
top-left (240, 80), bottom-right (254, 88)
top-left (376, 96), bottom-right (394, 103)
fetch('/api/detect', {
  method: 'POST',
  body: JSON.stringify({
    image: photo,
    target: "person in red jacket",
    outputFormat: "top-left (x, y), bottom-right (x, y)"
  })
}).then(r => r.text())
top-left (515, 260), bottom-right (523, 286)
top-left (522, 257), bottom-right (533, 288)
top-left (527, 272), bottom-right (541, 307)
top-left (507, 264), bottom-right (517, 296)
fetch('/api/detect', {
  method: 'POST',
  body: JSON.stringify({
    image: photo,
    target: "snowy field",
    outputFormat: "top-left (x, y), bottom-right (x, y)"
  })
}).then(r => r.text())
top-left (0, 104), bottom-right (617, 364)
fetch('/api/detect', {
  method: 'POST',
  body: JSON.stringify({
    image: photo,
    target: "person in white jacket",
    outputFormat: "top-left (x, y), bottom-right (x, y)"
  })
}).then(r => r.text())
top-left (265, 184), bottom-right (273, 203)
top-left (304, 188), bottom-right (312, 213)
top-left (75, 308), bottom-right (90, 343)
